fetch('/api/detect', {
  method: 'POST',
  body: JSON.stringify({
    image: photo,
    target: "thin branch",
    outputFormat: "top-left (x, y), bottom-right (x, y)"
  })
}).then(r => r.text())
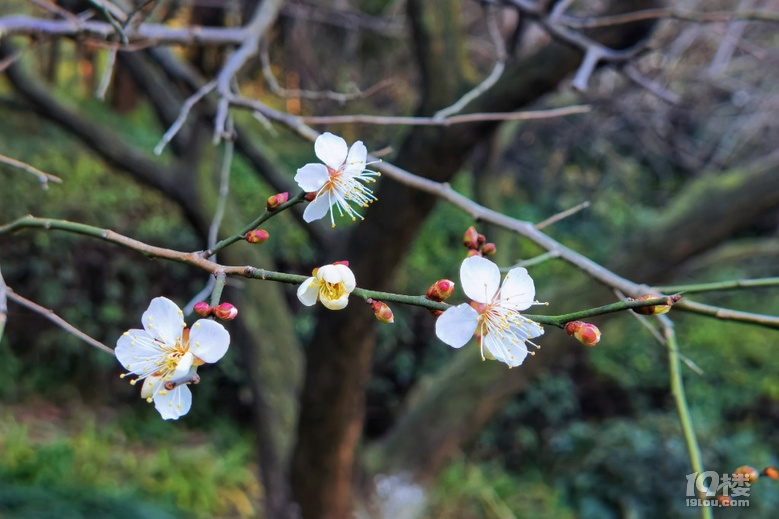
top-left (654, 277), bottom-right (779, 294)
top-left (95, 46), bottom-right (118, 101)
top-left (658, 316), bottom-right (712, 519)
top-left (6, 288), bottom-right (113, 354)
top-left (213, 0), bottom-right (284, 140)
top-left (0, 152), bottom-right (62, 189)
top-left (207, 118), bottom-right (235, 255)
top-left (154, 80), bottom-right (217, 155)
top-left (88, 0), bottom-right (129, 45)
top-left (673, 299), bottom-right (779, 330)
top-left (249, 102), bottom-right (592, 126)
top-left (0, 266), bottom-right (7, 344)
top-left (503, 250), bottom-right (561, 270)
top-left (434, 4), bottom-right (507, 119)
top-left (622, 63), bottom-right (680, 105)
top-left (0, 215), bottom-right (675, 324)
top-left (535, 201), bottom-right (590, 229)
top-left (560, 8), bottom-right (779, 29)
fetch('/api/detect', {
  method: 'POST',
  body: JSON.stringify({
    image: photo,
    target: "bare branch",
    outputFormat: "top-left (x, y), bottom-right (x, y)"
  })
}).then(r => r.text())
top-left (213, 0), bottom-right (284, 140)
top-left (673, 299), bottom-right (779, 330)
top-left (0, 266), bottom-right (6, 344)
top-left (153, 80), bottom-right (217, 155)
top-left (535, 201), bottom-right (590, 229)
top-left (622, 63), bottom-right (680, 105)
top-left (0, 152), bottom-right (62, 188)
top-left (560, 8), bottom-right (779, 29)
top-left (6, 288), bottom-right (113, 354)
top-left (654, 277), bottom-right (779, 294)
top-left (95, 47), bottom-right (118, 100)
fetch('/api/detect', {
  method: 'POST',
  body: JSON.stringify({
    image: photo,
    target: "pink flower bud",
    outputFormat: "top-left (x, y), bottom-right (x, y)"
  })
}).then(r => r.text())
top-left (631, 294), bottom-right (681, 315)
top-left (463, 226), bottom-right (480, 249)
top-left (304, 192), bottom-right (317, 202)
top-left (481, 243), bottom-right (497, 256)
top-left (213, 302), bottom-right (238, 321)
top-left (332, 260), bottom-right (350, 267)
top-left (193, 302), bottom-right (212, 317)
top-left (266, 192), bottom-right (289, 211)
top-left (429, 309), bottom-right (443, 317)
top-left (426, 279), bottom-right (455, 302)
top-left (369, 300), bottom-right (394, 324)
top-left (466, 249), bottom-right (482, 258)
top-left (477, 234), bottom-right (486, 246)
top-left (245, 229), bottom-right (270, 244)
top-left (565, 321), bottom-right (601, 347)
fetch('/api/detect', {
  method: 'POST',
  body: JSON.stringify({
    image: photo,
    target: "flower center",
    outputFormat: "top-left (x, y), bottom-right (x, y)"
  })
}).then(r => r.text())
top-left (320, 281), bottom-right (346, 301)
top-left (159, 329), bottom-right (190, 375)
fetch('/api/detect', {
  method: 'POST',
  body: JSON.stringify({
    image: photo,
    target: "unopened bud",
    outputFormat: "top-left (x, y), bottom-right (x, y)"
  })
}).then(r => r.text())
top-left (333, 260), bottom-right (350, 267)
top-left (426, 279), bottom-right (455, 302)
top-left (733, 465), bottom-right (759, 483)
top-left (369, 299), bottom-right (394, 324)
top-left (245, 229), bottom-right (270, 244)
top-left (565, 321), bottom-right (601, 347)
top-left (463, 226), bottom-right (480, 249)
top-left (466, 249), bottom-right (482, 258)
top-left (429, 309), bottom-right (443, 317)
top-left (213, 302), bottom-right (238, 321)
top-left (477, 234), bottom-right (486, 246)
top-left (481, 243), bottom-right (497, 256)
top-left (304, 192), bottom-right (317, 202)
top-left (764, 466), bottom-right (778, 480)
top-left (716, 496), bottom-right (731, 506)
top-left (193, 302), bottom-right (212, 317)
top-left (631, 294), bottom-right (681, 315)
top-left (266, 192), bottom-right (289, 211)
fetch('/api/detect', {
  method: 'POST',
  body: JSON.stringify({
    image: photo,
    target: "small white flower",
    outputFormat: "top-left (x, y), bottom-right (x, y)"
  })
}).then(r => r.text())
top-left (297, 263), bottom-right (357, 310)
top-left (294, 132), bottom-right (379, 227)
top-left (435, 256), bottom-right (544, 368)
top-left (115, 297), bottom-right (230, 420)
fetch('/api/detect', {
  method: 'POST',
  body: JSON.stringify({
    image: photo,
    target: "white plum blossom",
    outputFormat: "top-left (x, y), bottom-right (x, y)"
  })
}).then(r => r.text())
top-left (297, 263), bottom-right (356, 310)
top-left (435, 256), bottom-right (544, 368)
top-left (115, 297), bottom-right (230, 420)
top-left (294, 132), bottom-right (380, 227)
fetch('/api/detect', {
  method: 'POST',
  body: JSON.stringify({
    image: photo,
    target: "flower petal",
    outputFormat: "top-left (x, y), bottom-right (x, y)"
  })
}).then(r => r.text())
top-left (295, 163), bottom-right (329, 192)
top-left (482, 315), bottom-right (544, 368)
top-left (460, 256), bottom-right (500, 304)
top-left (314, 132), bottom-right (348, 170)
top-left (172, 351), bottom-right (195, 379)
top-left (499, 267), bottom-right (536, 310)
top-left (435, 304), bottom-right (479, 348)
top-left (142, 297), bottom-right (185, 346)
top-left (303, 197), bottom-right (332, 223)
top-left (297, 277), bottom-right (320, 306)
top-left (115, 329), bottom-right (164, 375)
top-left (188, 319), bottom-right (230, 364)
top-left (153, 384), bottom-right (192, 420)
top-left (141, 374), bottom-right (162, 399)
top-left (344, 141), bottom-right (367, 175)
top-left (334, 264), bottom-right (356, 291)
top-left (321, 293), bottom-right (350, 310)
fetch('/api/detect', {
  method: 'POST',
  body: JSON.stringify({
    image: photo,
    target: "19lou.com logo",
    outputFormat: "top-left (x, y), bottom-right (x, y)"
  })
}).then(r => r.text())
top-left (686, 471), bottom-right (751, 507)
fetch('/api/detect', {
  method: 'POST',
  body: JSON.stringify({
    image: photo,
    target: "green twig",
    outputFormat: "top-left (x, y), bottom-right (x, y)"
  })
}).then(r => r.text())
top-left (654, 277), bottom-right (779, 294)
top-left (204, 191), bottom-right (307, 257)
top-left (658, 316), bottom-right (711, 519)
top-left (209, 273), bottom-right (227, 308)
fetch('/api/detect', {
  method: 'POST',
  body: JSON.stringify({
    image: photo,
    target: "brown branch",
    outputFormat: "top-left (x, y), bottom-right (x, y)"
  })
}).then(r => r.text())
top-left (560, 8), bottom-right (779, 29)
top-left (535, 201), bottom-right (590, 229)
top-left (0, 152), bottom-right (62, 188)
top-left (6, 288), bottom-right (114, 354)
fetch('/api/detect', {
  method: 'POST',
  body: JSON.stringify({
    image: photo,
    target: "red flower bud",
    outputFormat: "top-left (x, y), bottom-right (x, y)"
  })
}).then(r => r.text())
top-left (716, 495), bottom-right (731, 506)
top-left (764, 466), bottom-right (778, 480)
top-left (429, 309), bottom-right (443, 317)
top-left (304, 192), bottom-right (317, 202)
top-left (631, 294), bottom-right (681, 315)
top-left (213, 302), bottom-right (238, 321)
top-left (426, 279), bottom-right (455, 302)
top-left (463, 226), bottom-right (480, 249)
top-left (477, 234), bottom-right (486, 246)
top-left (332, 260), bottom-right (350, 267)
top-left (193, 302), bottom-right (212, 317)
top-left (466, 249), bottom-right (482, 258)
top-left (245, 229), bottom-right (270, 244)
top-left (266, 192), bottom-right (289, 211)
top-left (481, 243), bottom-right (497, 256)
top-left (565, 321), bottom-right (601, 347)
top-left (733, 465), bottom-right (759, 483)
top-left (369, 299), bottom-right (394, 324)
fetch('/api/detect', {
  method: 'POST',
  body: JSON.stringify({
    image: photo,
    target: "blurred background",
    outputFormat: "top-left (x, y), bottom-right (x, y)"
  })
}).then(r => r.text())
top-left (0, 0), bottom-right (778, 517)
